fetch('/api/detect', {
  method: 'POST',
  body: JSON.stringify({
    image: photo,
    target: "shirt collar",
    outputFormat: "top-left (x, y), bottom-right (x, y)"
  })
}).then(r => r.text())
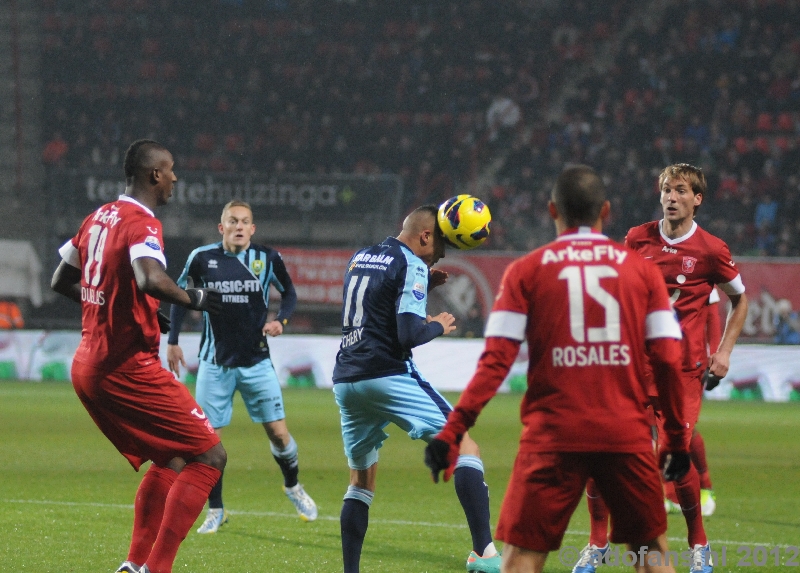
top-left (556, 226), bottom-right (608, 241)
top-left (118, 194), bottom-right (155, 217)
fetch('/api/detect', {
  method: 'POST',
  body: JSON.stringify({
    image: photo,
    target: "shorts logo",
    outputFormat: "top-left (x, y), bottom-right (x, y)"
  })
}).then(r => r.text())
top-left (251, 259), bottom-right (264, 274)
top-left (191, 408), bottom-right (207, 420)
top-left (412, 282), bottom-right (426, 300)
top-left (145, 236), bottom-right (161, 251)
top-left (682, 256), bottom-right (697, 274)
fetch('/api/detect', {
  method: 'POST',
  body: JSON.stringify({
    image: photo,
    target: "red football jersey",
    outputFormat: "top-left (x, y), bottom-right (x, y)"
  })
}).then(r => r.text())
top-left (469, 229), bottom-right (682, 453)
top-left (59, 196), bottom-right (167, 370)
top-left (624, 220), bottom-right (745, 373)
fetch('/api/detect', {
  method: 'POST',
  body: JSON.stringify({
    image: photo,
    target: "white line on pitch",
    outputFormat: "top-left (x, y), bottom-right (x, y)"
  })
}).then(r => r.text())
top-left (2, 499), bottom-right (796, 549)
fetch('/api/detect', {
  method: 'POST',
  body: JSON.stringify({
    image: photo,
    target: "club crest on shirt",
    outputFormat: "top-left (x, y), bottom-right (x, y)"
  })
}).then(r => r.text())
top-left (144, 236), bottom-right (161, 251)
top-left (412, 282), bottom-right (426, 300)
top-left (251, 259), bottom-right (264, 274)
top-left (682, 256), bottom-right (697, 274)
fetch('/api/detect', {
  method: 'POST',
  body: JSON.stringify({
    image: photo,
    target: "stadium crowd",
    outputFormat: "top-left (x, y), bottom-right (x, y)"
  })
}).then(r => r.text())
top-left (40, 0), bottom-right (800, 256)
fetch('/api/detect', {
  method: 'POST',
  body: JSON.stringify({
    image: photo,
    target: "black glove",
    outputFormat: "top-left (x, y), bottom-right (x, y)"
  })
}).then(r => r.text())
top-left (156, 309), bottom-right (171, 334)
top-left (424, 438), bottom-right (459, 483)
top-left (702, 368), bottom-right (722, 391)
top-left (185, 288), bottom-right (223, 314)
top-left (661, 451), bottom-right (691, 482)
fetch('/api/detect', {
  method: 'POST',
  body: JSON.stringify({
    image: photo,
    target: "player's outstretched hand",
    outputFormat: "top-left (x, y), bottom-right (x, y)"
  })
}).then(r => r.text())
top-left (156, 309), bottom-right (171, 334)
top-left (185, 288), bottom-right (223, 314)
top-left (660, 450), bottom-right (691, 482)
top-left (702, 368), bottom-right (722, 391)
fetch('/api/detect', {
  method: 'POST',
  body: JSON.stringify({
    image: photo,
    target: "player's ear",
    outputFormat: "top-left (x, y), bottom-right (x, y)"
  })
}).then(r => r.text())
top-left (420, 229), bottom-right (432, 246)
top-left (218, 222), bottom-right (224, 236)
top-left (548, 200), bottom-right (559, 221)
top-left (600, 200), bottom-right (611, 221)
top-left (694, 192), bottom-right (703, 208)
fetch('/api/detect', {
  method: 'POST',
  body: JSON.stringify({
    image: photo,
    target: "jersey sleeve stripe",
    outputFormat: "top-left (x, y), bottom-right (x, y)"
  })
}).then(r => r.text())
top-left (645, 310), bottom-right (682, 340)
top-left (717, 274), bottom-right (745, 296)
top-left (484, 310), bottom-right (527, 341)
top-left (129, 244), bottom-right (167, 268)
top-left (59, 240), bottom-right (80, 268)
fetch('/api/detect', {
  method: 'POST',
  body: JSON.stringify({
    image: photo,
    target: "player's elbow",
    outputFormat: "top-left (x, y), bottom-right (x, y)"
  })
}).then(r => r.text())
top-left (646, 337), bottom-right (682, 367)
top-left (51, 263), bottom-right (80, 298)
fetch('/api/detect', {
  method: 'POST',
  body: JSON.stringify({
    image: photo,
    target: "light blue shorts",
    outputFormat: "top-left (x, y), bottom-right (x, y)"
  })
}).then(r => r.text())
top-left (196, 358), bottom-right (285, 428)
top-left (333, 366), bottom-right (453, 470)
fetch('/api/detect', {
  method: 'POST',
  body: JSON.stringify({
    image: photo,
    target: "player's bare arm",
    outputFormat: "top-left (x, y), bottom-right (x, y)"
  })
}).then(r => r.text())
top-left (50, 261), bottom-right (82, 303)
top-left (133, 257), bottom-right (222, 314)
top-left (709, 292), bottom-right (748, 378)
top-left (133, 257), bottom-right (193, 306)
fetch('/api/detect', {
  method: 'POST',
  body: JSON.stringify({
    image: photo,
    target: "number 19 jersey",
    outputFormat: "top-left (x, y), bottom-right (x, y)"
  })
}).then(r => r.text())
top-left (59, 195), bottom-right (167, 370)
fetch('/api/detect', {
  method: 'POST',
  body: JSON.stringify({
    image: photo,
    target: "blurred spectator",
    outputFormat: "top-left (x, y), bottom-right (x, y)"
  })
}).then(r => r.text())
top-left (42, 132), bottom-right (69, 166)
top-left (774, 299), bottom-right (800, 345)
top-left (486, 88), bottom-right (522, 144)
top-left (0, 299), bottom-right (24, 330)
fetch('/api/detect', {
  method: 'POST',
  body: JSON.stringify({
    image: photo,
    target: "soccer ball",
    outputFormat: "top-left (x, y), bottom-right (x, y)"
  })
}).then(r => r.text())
top-left (437, 194), bottom-right (492, 250)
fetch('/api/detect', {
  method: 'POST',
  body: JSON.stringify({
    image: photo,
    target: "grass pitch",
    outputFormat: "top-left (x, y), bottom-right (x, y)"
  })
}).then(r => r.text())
top-left (1, 381), bottom-right (798, 572)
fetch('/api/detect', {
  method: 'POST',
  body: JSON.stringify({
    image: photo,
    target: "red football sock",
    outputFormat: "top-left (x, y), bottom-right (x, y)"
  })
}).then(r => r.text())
top-left (127, 464), bottom-right (178, 566)
top-left (674, 464), bottom-right (707, 547)
top-left (690, 432), bottom-right (712, 489)
top-left (145, 463), bottom-right (221, 573)
top-left (586, 478), bottom-right (610, 547)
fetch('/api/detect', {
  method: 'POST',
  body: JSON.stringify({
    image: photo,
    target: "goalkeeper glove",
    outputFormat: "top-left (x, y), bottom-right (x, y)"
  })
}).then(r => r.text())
top-left (702, 368), bottom-right (722, 391)
top-left (156, 309), bottom-right (171, 334)
top-left (185, 288), bottom-right (223, 314)
top-left (659, 450), bottom-right (691, 482)
top-left (424, 427), bottom-right (462, 483)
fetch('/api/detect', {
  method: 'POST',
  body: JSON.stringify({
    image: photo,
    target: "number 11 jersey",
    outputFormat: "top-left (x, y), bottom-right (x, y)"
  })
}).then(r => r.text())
top-left (59, 195), bottom-right (167, 370)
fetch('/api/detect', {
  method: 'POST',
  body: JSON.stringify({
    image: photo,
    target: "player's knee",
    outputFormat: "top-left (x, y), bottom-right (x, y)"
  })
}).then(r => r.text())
top-left (263, 420), bottom-right (289, 445)
top-left (198, 443), bottom-right (227, 471)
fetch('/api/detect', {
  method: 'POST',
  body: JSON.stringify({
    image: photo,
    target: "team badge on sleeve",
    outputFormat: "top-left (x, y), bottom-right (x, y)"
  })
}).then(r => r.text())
top-left (682, 256), bottom-right (697, 274)
top-left (145, 236), bottom-right (162, 251)
top-left (412, 282), bottom-right (426, 300)
top-left (251, 259), bottom-right (264, 274)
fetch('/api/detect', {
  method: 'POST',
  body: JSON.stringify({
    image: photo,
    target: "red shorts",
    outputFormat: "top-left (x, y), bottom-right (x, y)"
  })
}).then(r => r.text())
top-left (71, 360), bottom-right (220, 470)
top-left (496, 450), bottom-right (666, 551)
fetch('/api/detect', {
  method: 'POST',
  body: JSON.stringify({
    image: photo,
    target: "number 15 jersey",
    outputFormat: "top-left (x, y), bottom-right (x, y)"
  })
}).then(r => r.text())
top-left (485, 228), bottom-right (681, 452)
top-left (59, 195), bottom-right (167, 370)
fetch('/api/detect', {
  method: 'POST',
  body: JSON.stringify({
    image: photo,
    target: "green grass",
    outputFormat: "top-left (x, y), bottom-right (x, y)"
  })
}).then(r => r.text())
top-left (0, 382), bottom-right (798, 572)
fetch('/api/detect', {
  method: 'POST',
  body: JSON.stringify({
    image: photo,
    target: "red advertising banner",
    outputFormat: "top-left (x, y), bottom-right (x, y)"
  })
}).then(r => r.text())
top-left (278, 247), bottom-right (800, 343)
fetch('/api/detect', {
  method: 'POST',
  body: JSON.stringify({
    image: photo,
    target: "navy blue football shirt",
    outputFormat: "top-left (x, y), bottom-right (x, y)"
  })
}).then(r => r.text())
top-left (168, 242), bottom-right (297, 367)
top-left (333, 236), bottom-right (431, 383)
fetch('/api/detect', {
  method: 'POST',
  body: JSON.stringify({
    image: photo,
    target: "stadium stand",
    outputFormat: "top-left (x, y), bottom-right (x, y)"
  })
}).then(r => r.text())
top-left (40, 0), bottom-right (800, 256)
